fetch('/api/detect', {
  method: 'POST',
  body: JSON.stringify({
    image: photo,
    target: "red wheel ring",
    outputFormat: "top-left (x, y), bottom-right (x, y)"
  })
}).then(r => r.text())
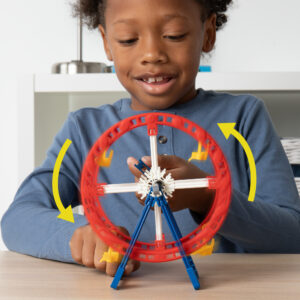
top-left (80, 113), bottom-right (231, 262)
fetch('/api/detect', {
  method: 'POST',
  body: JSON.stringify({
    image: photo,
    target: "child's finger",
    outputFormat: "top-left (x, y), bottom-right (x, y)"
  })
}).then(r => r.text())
top-left (105, 257), bottom-right (140, 276)
top-left (106, 261), bottom-right (121, 277)
top-left (124, 259), bottom-right (141, 275)
top-left (81, 236), bottom-right (97, 268)
top-left (69, 231), bottom-right (84, 264)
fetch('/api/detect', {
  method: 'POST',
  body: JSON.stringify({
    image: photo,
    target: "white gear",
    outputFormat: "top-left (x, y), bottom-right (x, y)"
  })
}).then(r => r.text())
top-left (137, 167), bottom-right (175, 199)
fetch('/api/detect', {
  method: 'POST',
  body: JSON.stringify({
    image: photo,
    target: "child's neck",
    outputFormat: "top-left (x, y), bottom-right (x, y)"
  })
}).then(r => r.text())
top-left (130, 88), bottom-right (198, 111)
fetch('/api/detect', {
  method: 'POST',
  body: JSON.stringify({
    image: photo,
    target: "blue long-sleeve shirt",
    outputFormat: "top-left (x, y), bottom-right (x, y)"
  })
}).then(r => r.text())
top-left (2, 89), bottom-right (300, 262)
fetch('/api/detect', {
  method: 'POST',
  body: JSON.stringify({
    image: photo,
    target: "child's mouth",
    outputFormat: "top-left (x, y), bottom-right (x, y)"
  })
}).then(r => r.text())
top-left (141, 76), bottom-right (172, 84)
top-left (136, 76), bottom-right (176, 95)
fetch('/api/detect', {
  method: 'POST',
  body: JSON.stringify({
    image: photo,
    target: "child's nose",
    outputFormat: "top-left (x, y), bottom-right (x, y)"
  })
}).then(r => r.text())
top-left (140, 37), bottom-right (168, 65)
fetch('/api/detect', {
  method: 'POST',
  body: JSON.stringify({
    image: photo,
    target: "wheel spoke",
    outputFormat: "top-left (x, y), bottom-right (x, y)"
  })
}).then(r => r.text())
top-left (173, 178), bottom-right (212, 190)
top-left (97, 182), bottom-right (139, 195)
top-left (150, 135), bottom-right (158, 171)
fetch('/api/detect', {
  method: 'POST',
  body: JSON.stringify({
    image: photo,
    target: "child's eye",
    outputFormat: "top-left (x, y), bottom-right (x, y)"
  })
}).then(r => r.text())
top-left (165, 34), bottom-right (187, 41)
top-left (117, 34), bottom-right (187, 46)
top-left (118, 38), bottom-right (138, 45)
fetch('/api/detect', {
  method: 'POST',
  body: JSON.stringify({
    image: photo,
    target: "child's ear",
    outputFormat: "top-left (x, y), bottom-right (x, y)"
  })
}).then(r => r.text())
top-left (202, 14), bottom-right (217, 53)
top-left (98, 25), bottom-right (113, 61)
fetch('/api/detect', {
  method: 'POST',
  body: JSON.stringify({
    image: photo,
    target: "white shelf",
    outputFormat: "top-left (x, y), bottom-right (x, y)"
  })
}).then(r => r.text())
top-left (35, 72), bottom-right (300, 93)
top-left (18, 72), bottom-right (300, 184)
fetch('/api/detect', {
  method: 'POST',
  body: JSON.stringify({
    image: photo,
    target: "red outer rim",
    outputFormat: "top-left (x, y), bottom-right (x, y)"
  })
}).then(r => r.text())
top-left (80, 113), bottom-right (231, 262)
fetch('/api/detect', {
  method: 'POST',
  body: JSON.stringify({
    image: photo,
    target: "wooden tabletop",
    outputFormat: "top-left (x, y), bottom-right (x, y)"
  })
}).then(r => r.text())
top-left (0, 251), bottom-right (299, 300)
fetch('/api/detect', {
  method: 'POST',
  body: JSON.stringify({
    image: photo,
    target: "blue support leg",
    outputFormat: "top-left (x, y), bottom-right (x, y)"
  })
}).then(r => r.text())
top-left (111, 193), bottom-right (153, 289)
top-left (160, 198), bottom-right (199, 279)
top-left (158, 195), bottom-right (200, 290)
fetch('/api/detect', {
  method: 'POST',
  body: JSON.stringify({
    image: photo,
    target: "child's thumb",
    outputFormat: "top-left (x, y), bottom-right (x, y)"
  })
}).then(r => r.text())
top-left (127, 156), bottom-right (143, 178)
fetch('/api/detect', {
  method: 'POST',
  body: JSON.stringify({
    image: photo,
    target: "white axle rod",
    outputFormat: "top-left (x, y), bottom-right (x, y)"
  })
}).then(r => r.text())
top-left (101, 182), bottom-right (139, 194)
top-left (149, 134), bottom-right (163, 241)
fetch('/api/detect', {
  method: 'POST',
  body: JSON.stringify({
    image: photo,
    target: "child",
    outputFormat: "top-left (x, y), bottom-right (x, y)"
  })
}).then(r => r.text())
top-left (2, 0), bottom-right (300, 278)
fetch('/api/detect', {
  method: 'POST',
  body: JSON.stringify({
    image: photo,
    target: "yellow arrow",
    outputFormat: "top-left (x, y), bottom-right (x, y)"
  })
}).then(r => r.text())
top-left (218, 123), bottom-right (256, 202)
top-left (52, 139), bottom-right (75, 222)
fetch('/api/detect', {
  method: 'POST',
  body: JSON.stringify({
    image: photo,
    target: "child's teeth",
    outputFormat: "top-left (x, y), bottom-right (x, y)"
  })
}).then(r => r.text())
top-left (145, 77), bottom-right (165, 83)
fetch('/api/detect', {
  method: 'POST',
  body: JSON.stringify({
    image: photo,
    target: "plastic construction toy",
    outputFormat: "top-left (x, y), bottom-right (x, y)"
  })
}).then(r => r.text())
top-left (80, 112), bottom-right (232, 290)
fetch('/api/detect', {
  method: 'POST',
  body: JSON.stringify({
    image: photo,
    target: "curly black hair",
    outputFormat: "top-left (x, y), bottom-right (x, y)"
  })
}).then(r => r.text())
top-left (71, 0), bottom-right (233, 31)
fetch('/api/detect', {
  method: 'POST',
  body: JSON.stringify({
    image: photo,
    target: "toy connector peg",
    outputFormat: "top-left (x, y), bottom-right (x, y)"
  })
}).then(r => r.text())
top-left (207, 176), bottom-right (218, 189)
top-left (100, 247), bottom-right (123, 264)
top-left (146, 115), bottom-right (158, 136)
top-left (188, 142), bottom-right (208, 162)
top-left (192, 238), bottom-right (215, 256)
top-left (155, 234), bottom-right (166, 249)
top-left (95, 150), bottom-right (114, 167)
top-left (148, 125), bottom-right (158, 136)
top-left (97, 183), bottom-right (107, 196)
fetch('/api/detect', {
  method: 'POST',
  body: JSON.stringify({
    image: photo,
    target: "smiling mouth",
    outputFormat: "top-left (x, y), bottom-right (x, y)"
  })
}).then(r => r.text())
top-left (139, 76), bottom-right (174, 84)
top-left (135, 72), bottom-right (177, 84)
top-left (135, 75), bottom-right (177, 96)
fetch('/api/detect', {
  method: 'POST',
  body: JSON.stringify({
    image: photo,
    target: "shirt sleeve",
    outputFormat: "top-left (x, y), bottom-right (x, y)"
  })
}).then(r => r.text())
top-left (218, 99), bottom-right (300, 253)
top-left (190, 98), bottom-right (300, 253)
top-left (1, 112), bottom-right (89, 262)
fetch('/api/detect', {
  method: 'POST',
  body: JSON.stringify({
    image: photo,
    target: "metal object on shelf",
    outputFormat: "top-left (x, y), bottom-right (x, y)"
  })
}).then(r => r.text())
top-left (52, 60), bottom-right (107, 74)
top-left (52, 11), bottom-right (107, 74)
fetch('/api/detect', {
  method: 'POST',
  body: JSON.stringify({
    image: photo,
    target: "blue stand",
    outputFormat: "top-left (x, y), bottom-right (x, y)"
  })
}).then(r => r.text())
top-left (110, 182), bottom-right (200, 290)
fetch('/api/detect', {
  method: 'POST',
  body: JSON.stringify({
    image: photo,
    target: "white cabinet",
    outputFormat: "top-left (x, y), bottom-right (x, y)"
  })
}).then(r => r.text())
top-left (18, 73), bottom-right (300, 183)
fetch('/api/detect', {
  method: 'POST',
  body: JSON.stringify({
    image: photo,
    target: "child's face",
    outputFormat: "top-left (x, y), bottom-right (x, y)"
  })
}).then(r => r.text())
top-left (99, 0), bottom-right (216, 111)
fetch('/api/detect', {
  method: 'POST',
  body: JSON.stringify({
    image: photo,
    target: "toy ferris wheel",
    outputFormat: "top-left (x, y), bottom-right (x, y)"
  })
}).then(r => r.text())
top-left (80, 112), bottom-right (232, 290)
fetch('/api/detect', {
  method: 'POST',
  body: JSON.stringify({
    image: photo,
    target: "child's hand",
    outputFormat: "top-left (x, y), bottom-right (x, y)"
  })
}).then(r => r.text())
top-left (69, 225), bottom-right (140, 276)
top-left (127, 155), bottom-right (215, 215)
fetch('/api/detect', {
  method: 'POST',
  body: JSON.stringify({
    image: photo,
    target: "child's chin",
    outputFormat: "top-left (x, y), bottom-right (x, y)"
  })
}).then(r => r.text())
top-left (142, 98), bottom-right (176, 111)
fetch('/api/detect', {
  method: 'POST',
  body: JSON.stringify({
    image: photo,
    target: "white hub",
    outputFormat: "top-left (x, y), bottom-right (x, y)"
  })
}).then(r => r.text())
top-left (137, 167), bottom-right (175, 199)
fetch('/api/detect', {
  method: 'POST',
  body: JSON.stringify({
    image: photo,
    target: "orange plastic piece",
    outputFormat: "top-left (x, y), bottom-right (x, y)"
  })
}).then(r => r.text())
top-left (188, 142), bottom-right (208, 162)
top-left (95, 150), bottom-right (114, 167)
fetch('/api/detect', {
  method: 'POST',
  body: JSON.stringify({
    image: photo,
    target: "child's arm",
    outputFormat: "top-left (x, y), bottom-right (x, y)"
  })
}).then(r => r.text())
top-left (216, 99), bottom-right (300, 253)
top-left (1, 111), bottom-right (140, 274)
top-left (1, 113), bottom-right (88, 262)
